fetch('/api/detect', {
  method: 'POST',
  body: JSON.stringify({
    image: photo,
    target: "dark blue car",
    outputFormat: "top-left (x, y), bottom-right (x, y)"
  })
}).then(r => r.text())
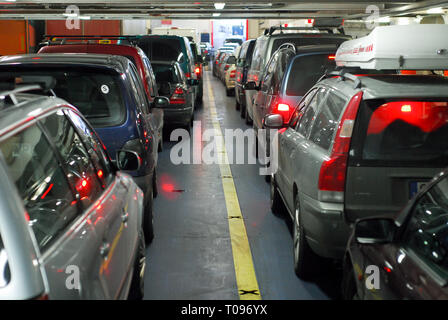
top-left (0, 53), bottom-right (167, 243)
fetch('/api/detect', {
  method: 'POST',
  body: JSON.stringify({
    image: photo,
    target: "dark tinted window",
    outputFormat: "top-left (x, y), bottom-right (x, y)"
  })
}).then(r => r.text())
top-left (297, 88), bottom-right (327, 137)
top-left (153, 64), bottom-right (180, 83)
top-left (286, 54), bottom-right (336, 96)
top-left (138, 38), bottom-right (184, 63)
top-left (272, 36), bottom-right (346, 52)
top-left (40, 112), bottom-right (103, 210)
top-left (227, 56), bottom-right (237, 65)
top-left (14, 71), bottom-right (126, 128)
top-left (289, 88), bottom-right (317, 128)
top-left (353, 100), bottom-right (448, 166)
top-left (309, 91), bottom-right (346, 150)
top-left (0, 123), bottom-right (78, 250)
top-left (403, 175), bottom-right (448, 279)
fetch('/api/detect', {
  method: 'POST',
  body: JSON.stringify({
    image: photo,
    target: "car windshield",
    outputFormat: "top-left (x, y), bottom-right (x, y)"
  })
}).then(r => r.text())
top-left (227, 56), bottom-right (237, 64)
top-left (138, 37), bottom-right (184, 63)
top-left (353, 99), bottom-right (448, 166)
top-left (286, 53), bottom-right (335, 96)
top-left (3, 69), bottom-right (126, 128)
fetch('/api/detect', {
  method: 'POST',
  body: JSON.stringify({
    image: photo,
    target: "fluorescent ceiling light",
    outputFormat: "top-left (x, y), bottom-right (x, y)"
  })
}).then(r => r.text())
top-left (214, 3), bottom-right (225, 10)
top-left (63, 12), bottom-right (78, 17)
top-left (213, 13), bottom-right (221, 17)
top-left (377, 16), bottom-right (390, 23)
top-left (79, 16), bottom-right (91, 20)
top-left (427, 7), bottom-right (444, 14)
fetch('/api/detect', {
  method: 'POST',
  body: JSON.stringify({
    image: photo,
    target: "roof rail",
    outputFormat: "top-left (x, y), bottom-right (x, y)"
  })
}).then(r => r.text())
top-left (319, 69), bottom-right (362, 89)
top-left (276, 42), bottom-right (297, 53)
top-left (264, 25), bottom-right (344, 36)
top-left (41, 34), bottom-right (140, 46)
top-left (0, 85), bottom-right (43, 107)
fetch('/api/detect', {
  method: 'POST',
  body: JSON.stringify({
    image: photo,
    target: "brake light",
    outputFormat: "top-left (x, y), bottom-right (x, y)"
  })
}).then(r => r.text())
top-left (185, 72), bottom-right (191, 79)
top-left (230, 70), bottom-right (236, 78)
top-left (277, 103), bottom-right (290, 112)
top-left (224, 64), bottom-right (230, 71)
top-left (328, 55), bottom-right (336, 60)
top-left (195, 66), bottom-right (201, 74)
top-left (170, 86), bottom-right (186, 104)
top-left (272, 102), bottom-right (292, 124)
top-left (318, 91), bottom-right (363, 196)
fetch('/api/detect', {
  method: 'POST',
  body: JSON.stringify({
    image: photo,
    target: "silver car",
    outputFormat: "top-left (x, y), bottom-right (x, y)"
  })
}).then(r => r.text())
top-left (267, 72), bottom-right (448, 279)
top-left (0, 85), bottom-right (145, 299)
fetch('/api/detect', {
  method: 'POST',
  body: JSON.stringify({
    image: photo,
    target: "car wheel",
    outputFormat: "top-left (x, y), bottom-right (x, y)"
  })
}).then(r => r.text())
top-left (245, 107), bottom-right (252, 125)
top-left (342, 262), bottom-right (359, 300)
top-left (226, 88), bottom-right (231, 96)
top-left (293, 195), bottom-right (320, 279)
top-left (236, 100), bottom-right (240, 111)
top-left (270, 175), bottom-right (283, 215)
top-left (143, 187), bottom-right (154, 245)
top-left (240, 101), bottom-right (246, 119)
top-left (128, 230), bottom-right (145, 300)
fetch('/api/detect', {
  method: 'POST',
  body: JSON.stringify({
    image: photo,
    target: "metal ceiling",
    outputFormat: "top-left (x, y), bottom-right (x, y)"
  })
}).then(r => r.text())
top-left (0, 0), bottom-right (447, 20)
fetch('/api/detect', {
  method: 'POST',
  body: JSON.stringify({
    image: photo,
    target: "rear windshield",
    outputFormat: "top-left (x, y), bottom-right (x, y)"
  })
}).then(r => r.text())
top-left (152, 64), bottom-right (180, 83)
top-left (138, 38), bottom-right (185, 63)
top-left (227, 56), bottom-right (237, 64)
top-left (272, 36), bottom-right (347, 52)
top-left (286, 54), bottom-right (335, 96)
top-left (5, 70), bottom-right (126, 128)
top-left (351, 99), bottom-right (448, 166)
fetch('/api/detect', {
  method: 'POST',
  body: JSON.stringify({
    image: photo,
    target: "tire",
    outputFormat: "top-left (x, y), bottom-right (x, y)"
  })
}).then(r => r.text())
top-left (143, 187), bottom-right (154, 245)
top-left (245, 106), bottom-right (252, 125)
top-left (240, 101), bottom-right (246, 118)
top-left (270, 175), bottom-right (283, 215)
top-left (341, 262), bottom-right (358, 300)
top-left (236, 100), bottom-right (240, 111)
top-left (293, 195), bottom-right (321, 279)
top-left (226, 88), bottom-right (231, 96)
top-left (128, 230), bottom-right (146, 300)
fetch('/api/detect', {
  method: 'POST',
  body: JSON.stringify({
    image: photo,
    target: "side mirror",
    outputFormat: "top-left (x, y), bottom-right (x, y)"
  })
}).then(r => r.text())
top-left (116, 150), bottom-right (142, 171)
top-left (154, 96), bottom-right (170, 108)
top-left (263, 114), bottom-right (284, 129)
top-left (187, 79), bottom-right (199, 86)
top-left (243, 81), bottom-right (259, 91)
top-left (354, 217), bottom-right (397, 245)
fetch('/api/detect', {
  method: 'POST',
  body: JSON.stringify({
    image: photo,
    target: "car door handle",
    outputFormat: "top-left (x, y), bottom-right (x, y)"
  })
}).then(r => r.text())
top-left (100, 242), bottom-right (111, 258)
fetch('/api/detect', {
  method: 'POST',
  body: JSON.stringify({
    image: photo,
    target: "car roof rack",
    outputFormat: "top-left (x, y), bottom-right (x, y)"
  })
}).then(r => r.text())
top-left (264, 23), bottom-right (345, 36)
top-left (276, 43), bottom-right (297, 53)
top-left (0, 76), bottom-right (57, 108)
top-left (0, 84), bottom-right (45, 108)
top-left (319, 69), bottom-right (362, 89)
top-left (41, 34), bottom-right (140, 46)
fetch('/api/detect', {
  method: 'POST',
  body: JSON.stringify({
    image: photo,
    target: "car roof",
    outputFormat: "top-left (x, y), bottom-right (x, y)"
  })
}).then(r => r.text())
top-left (39, 43), bottom-right (142, 56)
top-left (0, 53), bottom-right (129, 73)
top-left (319, 74), bottom-right (448, 99)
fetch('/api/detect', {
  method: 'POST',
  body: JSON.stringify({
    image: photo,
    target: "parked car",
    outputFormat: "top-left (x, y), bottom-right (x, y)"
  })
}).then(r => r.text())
top-left (213, 51), bottom-right (229, 77)
top-left (223, 54), bottom-right (237, 96)
top-left (215, 52), bottom-right (229, 80)
top-left (0, 84), bottom-right (145, 299)
top-left (343, 168), bottom-right (448, 300)
top-left (245, 26), bottom-right (350, 125)
top-left (249, 44), bottom-right (338, 158)
top-left (225, 37), bottom-right (243, 46)
top-left (235, 39), bottom-right (256, 118)
top-left (151, 60), bottom-right (196, 130)
top-left (219, 53), bottom-right (234, 81)
top-left (189, 41), bottom-right (204, 105)
top-left (200, 42), bottom-right (212, 61)
top-left (136, 35), bottom-right (199, 108)
top-left (0, 54), bottom-right (170, 243)
top-left (267, 72), bottom-right (448, 279)
top-left (38, 41), bottom-right (164, 152)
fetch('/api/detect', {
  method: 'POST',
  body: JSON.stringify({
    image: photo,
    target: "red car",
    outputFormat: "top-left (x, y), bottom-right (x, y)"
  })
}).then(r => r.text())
top-left (39, 41), bottom-right (164, 151)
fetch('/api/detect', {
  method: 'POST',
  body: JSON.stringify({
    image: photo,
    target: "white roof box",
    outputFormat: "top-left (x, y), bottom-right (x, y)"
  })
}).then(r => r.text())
top-left (335, 25), bottom-right (448, 70)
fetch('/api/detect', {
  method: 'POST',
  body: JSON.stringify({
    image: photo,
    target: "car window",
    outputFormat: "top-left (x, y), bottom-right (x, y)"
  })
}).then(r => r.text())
top-left (39, 112), bottom-right (103, 211)
top-left (65, 110), bottom-right (115, 187)
top-left (309, 91), bottom-right (347, 151)
top-left (142, 57), bottom-right (158, 98)
top-left (296, 88), bottom-right (328, 137)
top-left (0, 123), bottom-right (78, 250)
top-left (251, 38), bottom-right (268, 72)
top-left (289, 88), bottom-right (318, 128)
top-left (128, 64), bottom-right (150, 114)
top-left (153, 64), bottom-right (180, 83)
top-left (139, 37), bottom-right (184, 63)
top-left (0, 235), bottom-right (10, 288)
top-left (286, 54), bottom-right (336, 96)
top-left (261, 52), bottom-right (278, 92)
top-left (272, 36), bottom-right (347, 53)
top-left (402, 175), bottom-right (448, 280)
top-left (227, 56), bottom-right (237, 65)
top-left (16, 71), bottom-right (126, 128)
top-left (352, 99), bottom-right (448, 166)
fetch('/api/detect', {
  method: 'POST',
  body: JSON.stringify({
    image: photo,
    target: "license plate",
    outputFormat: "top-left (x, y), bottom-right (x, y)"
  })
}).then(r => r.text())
top-left (409, 181), bottom-right (428, 199)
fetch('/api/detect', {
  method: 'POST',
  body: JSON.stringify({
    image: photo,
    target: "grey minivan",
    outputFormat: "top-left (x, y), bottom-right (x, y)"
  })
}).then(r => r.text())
top-left (267, 72), bottom-right (448, 279)
top-left (0, 84), bottom-right (145, 299)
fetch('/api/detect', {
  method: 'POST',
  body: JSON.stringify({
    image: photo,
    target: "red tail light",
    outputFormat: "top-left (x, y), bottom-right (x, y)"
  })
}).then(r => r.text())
top-left (328, 55), bottom-right (336, 60)
top-left (185, 72), bottom-right (191, 79)
top-left (170, 87), bottom-right (186, 104)
top-left (272, 102), bottom-right (292, 124)
top-left (195, 66), bottom-right (201, 75)
top-left (318, 91), bottom-right (363, 194)
top-left (224, 64), bottom-right (230, 71)
top-left (230, 70), bottom-right (236, 78)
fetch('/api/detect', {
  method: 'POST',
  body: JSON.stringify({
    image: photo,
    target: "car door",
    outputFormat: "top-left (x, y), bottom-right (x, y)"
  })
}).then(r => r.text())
top-left (277, 88), bottom-right (319, 212)
top-left (254, 52), bottom-right (278, 130)
top-left (0, 116), bottom-right (104, 299)
top-left (65, 109), bottom-right (140, 299)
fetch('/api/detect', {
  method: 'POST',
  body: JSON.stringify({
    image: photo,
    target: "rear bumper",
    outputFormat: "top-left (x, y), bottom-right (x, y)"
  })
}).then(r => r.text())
top-left (225, 78), bottom-right (235, 89)
top-left (299, 192), bottom-right (350, 259)
top-left (163, 106), bottom-right (193, 125)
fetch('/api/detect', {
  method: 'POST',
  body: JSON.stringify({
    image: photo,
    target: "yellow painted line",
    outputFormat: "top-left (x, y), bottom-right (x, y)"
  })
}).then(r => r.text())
top-left (205, 73), bottom-right (261, 300)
